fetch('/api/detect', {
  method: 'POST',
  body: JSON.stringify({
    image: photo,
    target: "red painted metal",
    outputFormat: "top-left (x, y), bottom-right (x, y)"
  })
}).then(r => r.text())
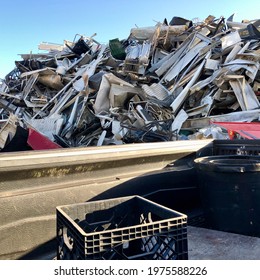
top-left (27, 128), bottom-right (62, 150)
top-left (212, 122), bottom-right (260, 139)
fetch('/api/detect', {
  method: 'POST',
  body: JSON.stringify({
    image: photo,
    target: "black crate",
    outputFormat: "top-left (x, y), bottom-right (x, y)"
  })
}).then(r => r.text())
top-left (56, 195), bottom-right (188, 260)
top-left (213, 139), bottom-right (260, 156)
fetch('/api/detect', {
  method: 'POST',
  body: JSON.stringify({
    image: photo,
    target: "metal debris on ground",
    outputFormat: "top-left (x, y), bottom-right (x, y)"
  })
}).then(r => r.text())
top-left (0, 14), bottom-right (260, 150)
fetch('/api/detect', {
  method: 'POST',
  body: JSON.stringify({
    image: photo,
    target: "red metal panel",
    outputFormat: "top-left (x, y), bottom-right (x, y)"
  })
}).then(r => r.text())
top-left (27, 128), bottom-right (62, 150)
top-left (212, 122), bottom-right (260, 139)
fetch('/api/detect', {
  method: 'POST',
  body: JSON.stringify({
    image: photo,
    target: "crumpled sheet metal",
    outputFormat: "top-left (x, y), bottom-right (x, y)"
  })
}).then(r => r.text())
top-left (0, 14), bottom-right (260, 149)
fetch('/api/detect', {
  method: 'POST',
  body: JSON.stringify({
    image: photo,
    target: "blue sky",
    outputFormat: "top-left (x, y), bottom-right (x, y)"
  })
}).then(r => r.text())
top-left (0, 0), bottom-right (259, 79)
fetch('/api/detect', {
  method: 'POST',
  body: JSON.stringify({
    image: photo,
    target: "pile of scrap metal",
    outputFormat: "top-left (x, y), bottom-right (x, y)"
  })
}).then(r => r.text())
top-left (0, 14), bottom-right (260, 151)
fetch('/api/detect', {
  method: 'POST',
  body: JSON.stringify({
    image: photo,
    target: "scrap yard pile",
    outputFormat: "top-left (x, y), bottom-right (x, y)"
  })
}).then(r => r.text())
top-left (1, 14), bottom-right (260, 150)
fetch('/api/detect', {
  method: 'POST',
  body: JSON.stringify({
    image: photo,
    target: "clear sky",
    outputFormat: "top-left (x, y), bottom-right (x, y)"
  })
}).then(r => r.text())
top-left (0, 0), bottom-right (259, 79)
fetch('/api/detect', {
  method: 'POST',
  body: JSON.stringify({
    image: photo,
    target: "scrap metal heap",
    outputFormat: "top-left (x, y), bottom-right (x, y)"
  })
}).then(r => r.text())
top-left (1, 14), bottom-right (260, 149)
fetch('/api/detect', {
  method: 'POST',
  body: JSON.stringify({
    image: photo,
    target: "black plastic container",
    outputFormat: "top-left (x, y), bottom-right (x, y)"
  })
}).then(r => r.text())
top-left (194, 155), bottom-right (260, 237)
top-left (56, 195), bottom-right (188, 260)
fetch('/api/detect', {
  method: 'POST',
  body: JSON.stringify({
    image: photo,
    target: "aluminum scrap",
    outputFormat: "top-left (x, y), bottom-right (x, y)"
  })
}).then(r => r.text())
top-left (0, 14), bottom-right (260, 149)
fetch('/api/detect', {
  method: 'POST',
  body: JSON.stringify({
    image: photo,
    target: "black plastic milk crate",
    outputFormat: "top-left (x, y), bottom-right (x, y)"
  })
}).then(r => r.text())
top-left (56, 195), bottom-right (188, 260)
top-left (213, 139), bottom-right (260, 156)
